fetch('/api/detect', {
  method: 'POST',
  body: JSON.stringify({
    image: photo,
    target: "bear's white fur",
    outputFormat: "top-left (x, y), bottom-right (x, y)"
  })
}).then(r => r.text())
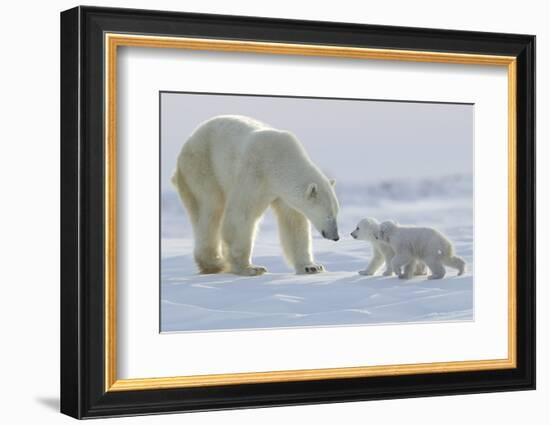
top-left (351, 218), bottom-right (427, 277)
top-left (172, 115), bottom-right (340, 276)
top-left (378, 221), bottom-right (466, 280)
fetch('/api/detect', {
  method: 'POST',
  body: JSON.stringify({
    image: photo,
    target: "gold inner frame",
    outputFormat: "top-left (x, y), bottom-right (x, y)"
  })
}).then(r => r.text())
top-left (104, 33), bottom-right (517, 392)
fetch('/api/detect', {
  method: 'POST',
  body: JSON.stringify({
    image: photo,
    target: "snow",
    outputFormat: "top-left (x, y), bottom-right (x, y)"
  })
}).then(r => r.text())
top-left (161, 175), bottom-right (474, 332)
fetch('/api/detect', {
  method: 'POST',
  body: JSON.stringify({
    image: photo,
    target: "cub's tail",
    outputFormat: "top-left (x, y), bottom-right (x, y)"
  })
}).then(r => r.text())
top-left (436, 232), bottom-right (466, 276)
top-left (443, 255), bottom-right (466, 276)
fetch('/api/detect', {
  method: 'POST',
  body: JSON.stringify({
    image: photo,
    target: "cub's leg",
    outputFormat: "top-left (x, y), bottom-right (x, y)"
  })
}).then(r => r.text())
top-left (414, 262), bottom-right (428, 275)
top-left (359, 247), bottom-right (383, 276)
top-left (222, 188), bottom-right (270, 276)
top-left (272, 198), bottom-right (324, 274)
top-left (425, 255), bottom-right (447, 280)
top-left (381, 247), bottom-right (395, 276)
top-left (391, 252), bottom-right (413, 279)
top-left (402, 259), bottom-right (419, 280)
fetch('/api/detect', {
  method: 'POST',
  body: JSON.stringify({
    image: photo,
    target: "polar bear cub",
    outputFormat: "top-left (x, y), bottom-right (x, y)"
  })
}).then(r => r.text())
top-left (378, 221), bottom-right (466, 280)
top-left (351, 218), bottom-right (426, 277)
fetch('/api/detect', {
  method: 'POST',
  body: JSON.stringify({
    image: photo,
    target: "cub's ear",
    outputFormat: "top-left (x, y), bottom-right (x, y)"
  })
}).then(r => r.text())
top-left (329, 179), bottom-right (336, 187)
top-left (305, 183), bottom-right (318, 199)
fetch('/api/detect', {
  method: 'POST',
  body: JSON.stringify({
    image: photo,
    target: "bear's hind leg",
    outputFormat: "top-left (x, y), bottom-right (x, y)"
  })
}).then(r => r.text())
top-left (272, 199), bottom-right (324, 274)
top-left (222, 190), bottom-right (269, 276)
top-left (182, 170), bottom-right (226, 274)
top-left (193, 202), bottom-right (226, 274)
top-left (425, 255), bottom-right (446, 280)
top-left (172, 161), bottom-right (227, 274)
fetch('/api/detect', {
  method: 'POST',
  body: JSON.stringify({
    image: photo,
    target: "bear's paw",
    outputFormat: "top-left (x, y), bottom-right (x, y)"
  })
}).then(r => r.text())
top-left (297, 264), bottom-right (325, 274)
top-left (235, 265), bottom-right (268, 276)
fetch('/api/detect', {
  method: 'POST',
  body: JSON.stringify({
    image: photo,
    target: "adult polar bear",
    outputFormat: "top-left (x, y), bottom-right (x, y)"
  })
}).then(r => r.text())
top-left (172, 115), bottom-right (340, 276)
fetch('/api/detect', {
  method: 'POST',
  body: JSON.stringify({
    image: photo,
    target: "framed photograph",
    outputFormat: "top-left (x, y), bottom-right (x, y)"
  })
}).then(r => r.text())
top-left (60, 6), bottom-right (536, 419)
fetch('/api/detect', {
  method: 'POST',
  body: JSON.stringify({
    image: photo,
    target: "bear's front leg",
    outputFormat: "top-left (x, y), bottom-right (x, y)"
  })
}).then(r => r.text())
top-left (272, 199), bottom-right (324, 274)
top-left (359, 248), bottom-right (384, 276)
top-left (381, 248), bottom-right (395, 276)
top-left (222, 193), bottom-right (268, 276)
top-left (391, 253), bottom-right (413, 278)
top-left (401, 259), bottom-right (418, 280)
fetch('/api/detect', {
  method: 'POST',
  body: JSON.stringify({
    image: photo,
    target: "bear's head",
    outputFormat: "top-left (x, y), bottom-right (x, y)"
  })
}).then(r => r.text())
top-left (296, 179), bottom-right (340, 241)
top-left (378, 220), bottom-right (398, 243)
top-left (351, 218), bottom-right (380, 241)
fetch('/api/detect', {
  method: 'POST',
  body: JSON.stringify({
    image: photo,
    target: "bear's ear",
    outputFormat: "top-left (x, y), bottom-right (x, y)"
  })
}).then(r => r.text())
top-left (329, 179), bottom-right (336, 187)
top-left (378, 223), bottom-right (391, 241)
top-left (305, 183), bottom-right (318, 200)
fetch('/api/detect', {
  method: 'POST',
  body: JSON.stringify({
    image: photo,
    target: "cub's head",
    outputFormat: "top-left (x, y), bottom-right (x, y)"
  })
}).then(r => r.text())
top-left (351, 218), bottom-right (381, 241)
top-left (301, 179), bottom-right (340, 241)
top-left (378, 220), bottom-right (398, 243)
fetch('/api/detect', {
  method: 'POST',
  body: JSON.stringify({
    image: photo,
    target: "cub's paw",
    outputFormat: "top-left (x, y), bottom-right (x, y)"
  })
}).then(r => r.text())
top-left (297, 264), bottom-right (325, 274)
top-left (414, 264), bottom-right (428, 275)
top-left (359, 269), bottom-right (374, 276)
top-left (428, 274), bottom-right (445, 280)
top-left (382, 270), bottom-right (393, 276)
top-left (234, 265), bottom-right (267, 276)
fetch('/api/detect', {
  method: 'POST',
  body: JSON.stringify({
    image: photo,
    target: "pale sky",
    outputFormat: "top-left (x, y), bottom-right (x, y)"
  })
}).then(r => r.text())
top-left (160, 92), bottom-right (473, 191)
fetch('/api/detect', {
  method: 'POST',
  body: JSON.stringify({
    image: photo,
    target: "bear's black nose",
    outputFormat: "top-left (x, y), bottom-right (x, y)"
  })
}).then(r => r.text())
top-left (333, 236), bottom-right (339, 242)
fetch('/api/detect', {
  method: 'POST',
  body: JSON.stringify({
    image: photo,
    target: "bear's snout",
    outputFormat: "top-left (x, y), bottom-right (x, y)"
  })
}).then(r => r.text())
top-left (321, 228), bottom-right (339, 242)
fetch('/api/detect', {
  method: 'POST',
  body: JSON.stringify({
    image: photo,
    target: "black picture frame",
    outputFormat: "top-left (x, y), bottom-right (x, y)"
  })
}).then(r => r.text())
top-left (61, 5), bottom-right (535, 419)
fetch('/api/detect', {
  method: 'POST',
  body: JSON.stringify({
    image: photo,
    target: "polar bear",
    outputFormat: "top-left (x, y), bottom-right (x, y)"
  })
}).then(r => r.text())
top-left (378, 221), bottom-right (466, 280)
top-left (172, 115), bottom-right (340, 276)
top-left (351, 218), bottom-right (426, 277)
